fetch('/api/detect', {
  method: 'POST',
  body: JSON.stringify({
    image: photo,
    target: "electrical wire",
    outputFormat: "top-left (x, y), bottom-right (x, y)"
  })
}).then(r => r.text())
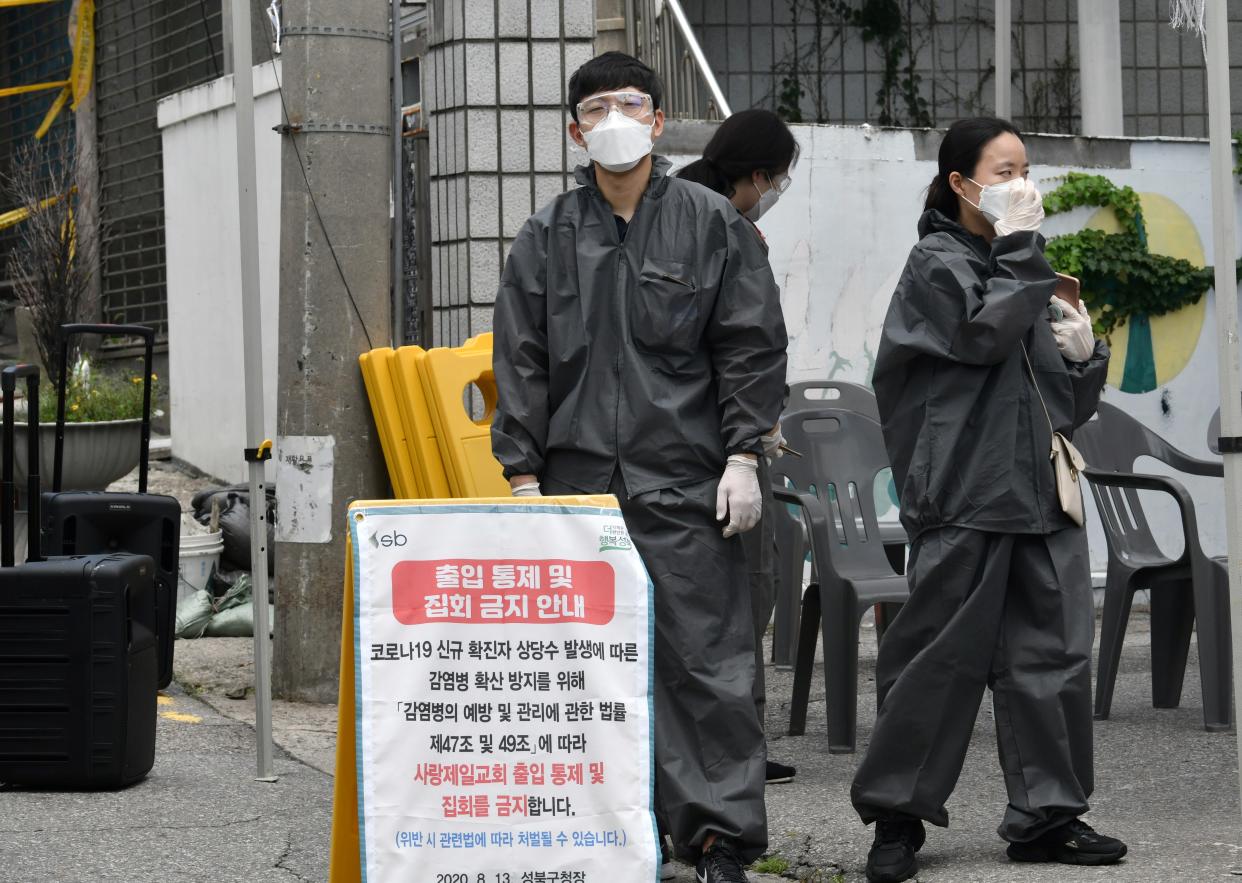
top-left (257, 14), bottom-right (377, 350)
top-left (197, 0), bottom-right (222, 79)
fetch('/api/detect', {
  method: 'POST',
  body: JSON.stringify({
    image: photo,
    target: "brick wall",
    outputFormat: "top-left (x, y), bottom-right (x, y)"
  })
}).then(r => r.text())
top-left (425, 0), bottom-right (595, 347)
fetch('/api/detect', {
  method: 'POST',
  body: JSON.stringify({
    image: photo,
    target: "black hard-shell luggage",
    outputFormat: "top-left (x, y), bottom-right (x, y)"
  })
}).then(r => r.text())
top-left (40, 324), bottom-right (181, 689)
top-left (0, 364), bottom-right (158, 788)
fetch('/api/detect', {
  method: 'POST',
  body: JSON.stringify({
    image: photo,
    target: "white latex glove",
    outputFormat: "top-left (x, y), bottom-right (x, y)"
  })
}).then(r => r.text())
top-left (992, 178), bottom-right (1044, 236)
top-left (715, 455), bottom-right (762, 538)
top-left (760, 424), bottom-right (785, 461)
top-left (1049, 295), bottom-right (1095, 362)
top-left (511, 481), bottom-right (542, 498)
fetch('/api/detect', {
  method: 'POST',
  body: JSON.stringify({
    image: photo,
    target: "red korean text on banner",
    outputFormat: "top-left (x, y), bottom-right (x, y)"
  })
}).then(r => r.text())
top-left (391, 559), bottom-right (616, 625)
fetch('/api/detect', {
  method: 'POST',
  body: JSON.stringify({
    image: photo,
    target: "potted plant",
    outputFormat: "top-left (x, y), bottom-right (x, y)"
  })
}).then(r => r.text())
top-left (2, 132), bottom-right (151, 490)
top-left (11, 356), bottom-right (157, 491)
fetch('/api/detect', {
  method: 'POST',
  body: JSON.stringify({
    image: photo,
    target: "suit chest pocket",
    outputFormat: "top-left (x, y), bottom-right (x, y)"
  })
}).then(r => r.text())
top-left (630, 258), bottom-right (701, 356)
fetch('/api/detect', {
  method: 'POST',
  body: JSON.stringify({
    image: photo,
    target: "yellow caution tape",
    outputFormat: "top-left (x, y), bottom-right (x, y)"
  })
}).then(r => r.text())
top-left (0, 80), bottom-right (68, 99)
top-left (0, 0), bottom-right (96, 139)
top-left (0, 188), bottom-right (75, 233)
top-left (0, 0), bottom-right (59, 6)
top-left (69, 0), bottom-right (94, 110)
top-left (34, 84), bottom-right (70, 138)
top-left (0, 205), bottom-right (30, 232)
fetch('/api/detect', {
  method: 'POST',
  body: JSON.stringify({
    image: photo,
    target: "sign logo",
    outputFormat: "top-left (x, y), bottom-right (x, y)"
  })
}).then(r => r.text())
top-left (599, 524), bottom-right (632, 552)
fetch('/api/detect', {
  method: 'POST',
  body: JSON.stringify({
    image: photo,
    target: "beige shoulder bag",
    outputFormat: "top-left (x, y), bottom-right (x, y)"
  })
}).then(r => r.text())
top-left (1022, 344), bottom-right (1087, 527)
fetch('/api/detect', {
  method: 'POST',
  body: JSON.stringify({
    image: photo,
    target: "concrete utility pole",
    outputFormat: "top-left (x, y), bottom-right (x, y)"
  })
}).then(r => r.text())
top-left (994, 0), bottom-right (1011, 120)
top-left (274, 0), bottom-right (392, 701)
top-left (1077, 0), bottom-right (1125, 136)
top-left (69, 0), bottom-right (100, 322)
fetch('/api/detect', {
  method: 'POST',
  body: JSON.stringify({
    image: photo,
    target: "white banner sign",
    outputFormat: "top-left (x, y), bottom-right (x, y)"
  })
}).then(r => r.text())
top-left (351, 499), bottom-right (658, 883)
top-left (275, 434), bottom-right (335, 543)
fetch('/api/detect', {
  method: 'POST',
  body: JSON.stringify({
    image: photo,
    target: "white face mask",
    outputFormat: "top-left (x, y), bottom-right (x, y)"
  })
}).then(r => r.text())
top-left (744, 176), bottom-right (782, 222)
top-left (966, 177), bottom-right (1024, 224)
top-left (581, 108), bottom-right (654, 173)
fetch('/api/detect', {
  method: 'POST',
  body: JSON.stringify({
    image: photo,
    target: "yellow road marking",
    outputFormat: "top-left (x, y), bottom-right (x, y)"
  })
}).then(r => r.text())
top-left (161, 711), bottom-right (202, 724)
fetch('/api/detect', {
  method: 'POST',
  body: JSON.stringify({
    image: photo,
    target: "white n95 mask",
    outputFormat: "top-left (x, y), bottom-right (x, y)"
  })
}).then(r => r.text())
top-left (745, 182), bottom-right (781, 222)
top-left (581, 109), bottom-right (654, 173)
top-left (967, 177), bottom-right (1024, 224)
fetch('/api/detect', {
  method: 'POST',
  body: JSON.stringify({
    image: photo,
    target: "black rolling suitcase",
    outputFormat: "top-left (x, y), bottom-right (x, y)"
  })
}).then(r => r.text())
top-left (0, 364), bottom-right (157, 788)
top-left (40, 324), bottom-right (181, 689)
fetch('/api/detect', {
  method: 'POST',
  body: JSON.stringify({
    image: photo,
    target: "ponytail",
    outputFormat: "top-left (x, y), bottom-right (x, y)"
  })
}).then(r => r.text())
top-left (677, 157), bottom-right (737, 197)
top-left (923, 173), bottom-right (958, 216)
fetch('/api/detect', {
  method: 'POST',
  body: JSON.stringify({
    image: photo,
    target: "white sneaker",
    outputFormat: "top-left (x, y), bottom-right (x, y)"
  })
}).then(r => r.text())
top-left (659, 859), bottom-right (677, 880)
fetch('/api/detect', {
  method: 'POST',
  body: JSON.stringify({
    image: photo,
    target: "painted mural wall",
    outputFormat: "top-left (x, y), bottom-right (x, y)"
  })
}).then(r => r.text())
top-left (670, 126), bottom-right (1236, 574)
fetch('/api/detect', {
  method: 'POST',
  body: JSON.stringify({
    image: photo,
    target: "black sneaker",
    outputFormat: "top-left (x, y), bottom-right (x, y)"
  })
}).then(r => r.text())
top-left (865, 815), bottom-right (925, 883)
top-left (766, 759), bottom-right (797, 784)
top-left (696, 839), bottom-right (748, 882)
top-left (1007, 818), bottom-right (1128, 866)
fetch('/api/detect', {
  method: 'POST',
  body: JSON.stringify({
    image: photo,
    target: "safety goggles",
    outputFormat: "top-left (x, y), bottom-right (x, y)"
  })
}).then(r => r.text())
top-left (767, 171), bottom-right (793, 194)
top-left (575, 91), bottom-right (654, 127)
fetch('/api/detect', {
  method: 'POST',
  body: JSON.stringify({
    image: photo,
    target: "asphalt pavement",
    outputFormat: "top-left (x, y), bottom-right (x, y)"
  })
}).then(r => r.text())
top-left (0, 685), bottom-right (331, 883)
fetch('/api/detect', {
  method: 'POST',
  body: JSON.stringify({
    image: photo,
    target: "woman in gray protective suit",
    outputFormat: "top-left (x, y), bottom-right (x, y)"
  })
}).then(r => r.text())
top-left (850, 117), bottom-right (1127, 883)
top-left (677, 109), bottom-right (800, 789)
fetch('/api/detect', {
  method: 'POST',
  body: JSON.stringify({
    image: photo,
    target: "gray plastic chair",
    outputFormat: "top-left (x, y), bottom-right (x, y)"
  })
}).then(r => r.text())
top-left (1076, 402), bottom-right (1232, 731)
top-left (786, 380), bottom-right (881, 421)
top-left (772, 381), bottom-right (906, 668)
top-left (772, 407), bottom-right (910, 753)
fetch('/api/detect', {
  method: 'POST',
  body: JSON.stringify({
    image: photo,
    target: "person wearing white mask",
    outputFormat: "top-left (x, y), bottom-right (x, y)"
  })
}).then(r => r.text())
top-left (490, 52), bottom-right (788, 883)
top-left (677, 109), bottom-right (800, 792)
top-left (850, 117), bottom-right (1123, 883)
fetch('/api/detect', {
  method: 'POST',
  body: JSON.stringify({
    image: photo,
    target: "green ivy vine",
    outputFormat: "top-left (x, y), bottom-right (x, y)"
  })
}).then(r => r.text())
top-left (1043, 172), bottom-right (1211, 340)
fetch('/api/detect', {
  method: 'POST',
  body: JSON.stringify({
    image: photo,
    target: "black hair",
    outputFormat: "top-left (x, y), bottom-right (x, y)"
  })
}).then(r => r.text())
top-left (567, 51), bottom-right (663, 123)
top-left (676, 109), bottom-right (799, 198)
top-left (924, 116), bottom-right (1023, 218)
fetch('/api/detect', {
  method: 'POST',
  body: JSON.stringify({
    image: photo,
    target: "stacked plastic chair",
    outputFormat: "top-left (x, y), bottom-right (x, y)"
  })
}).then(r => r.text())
top-left (358, 333), bottom-right (510, 500)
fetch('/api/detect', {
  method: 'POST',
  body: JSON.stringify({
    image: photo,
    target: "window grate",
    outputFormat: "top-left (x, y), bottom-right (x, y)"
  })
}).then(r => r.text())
top-left (94, 0), bottom-right (223, 338)
top-left (0, 1), bottom-right (75, 298)
top-left (685, 0), bottom-right (1242, 137)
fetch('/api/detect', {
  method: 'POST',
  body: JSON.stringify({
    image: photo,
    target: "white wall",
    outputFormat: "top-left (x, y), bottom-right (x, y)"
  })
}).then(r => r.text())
top-left (669, 126), bottom-right (1238, 573)
top-left (158, 62), bottom-right (282, 483)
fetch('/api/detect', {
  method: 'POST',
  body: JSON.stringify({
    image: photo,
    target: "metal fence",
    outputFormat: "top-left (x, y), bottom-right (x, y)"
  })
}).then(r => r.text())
top-left (0, 0), bottom-right (75, 300)
top-left (631, 0), bottom-right (730, 120)
top-left (684, 0), bottom-right (1242, 136)
top-left (94, 0), bottom-right (224, 338)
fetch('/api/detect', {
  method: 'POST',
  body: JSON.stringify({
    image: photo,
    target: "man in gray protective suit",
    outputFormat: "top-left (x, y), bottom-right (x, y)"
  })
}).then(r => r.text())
top-left (490, 52), bottom-right (788, 883)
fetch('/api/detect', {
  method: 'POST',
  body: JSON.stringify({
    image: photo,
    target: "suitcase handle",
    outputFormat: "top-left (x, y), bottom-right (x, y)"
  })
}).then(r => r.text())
top-left (54, 324), bottom-right (155, 495)
top-left (2, 365), bottom-right (43, 566)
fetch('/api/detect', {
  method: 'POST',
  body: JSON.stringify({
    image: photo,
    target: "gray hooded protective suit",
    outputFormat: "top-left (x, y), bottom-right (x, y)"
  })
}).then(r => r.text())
top-left (491, 156), bottom-right (788, 496)
top-left (851, 210), bottom-right (1110, 843)
top-left (492, 156), bottom-right (788, 863)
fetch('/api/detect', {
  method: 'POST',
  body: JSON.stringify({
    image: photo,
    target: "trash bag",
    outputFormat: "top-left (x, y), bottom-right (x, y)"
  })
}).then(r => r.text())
top-left (209, 566), bottom-right (275, 603)
top-left (175, 589), bottom-right (214, 639)
top-left (176, 574), bottom-right (265, 639)
top-left (203, 601), bottom-right (275, 637)
top-left (213, 572), bottom-right (253, 612)
top-left (191, 485), bottom-right (276, 576)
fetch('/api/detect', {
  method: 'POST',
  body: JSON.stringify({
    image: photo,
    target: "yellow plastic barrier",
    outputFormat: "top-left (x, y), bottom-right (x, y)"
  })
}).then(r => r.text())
top-left (358, 348), bottom-right (421, 499)
top-left (391, 346), bottom-right (454, 499)
top-left (328, 534), bottom-right (361, 883)
top-left (419, 333), bottom-right (509, 498)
